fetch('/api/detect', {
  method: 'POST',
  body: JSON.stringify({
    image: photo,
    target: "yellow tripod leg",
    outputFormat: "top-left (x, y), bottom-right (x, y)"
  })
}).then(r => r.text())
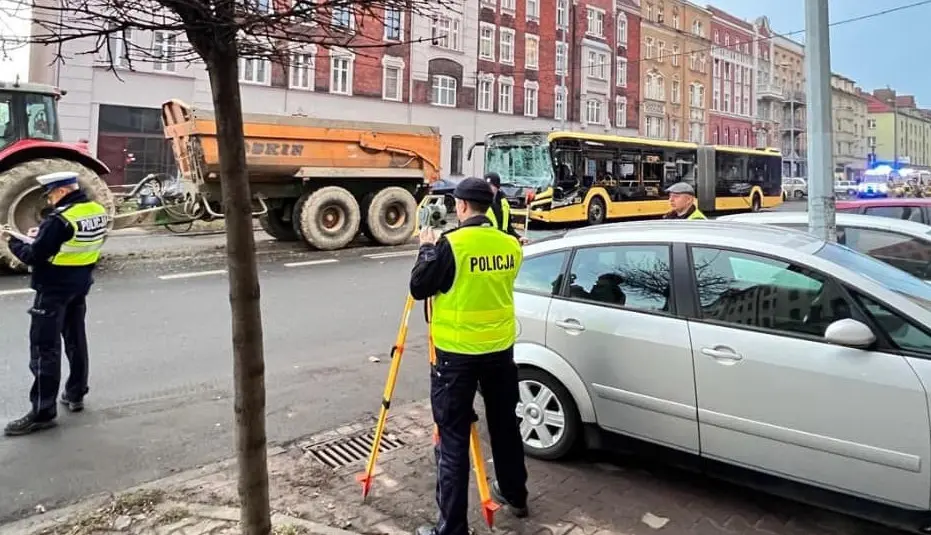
top-left (357, 294), bottom-right (417, 499)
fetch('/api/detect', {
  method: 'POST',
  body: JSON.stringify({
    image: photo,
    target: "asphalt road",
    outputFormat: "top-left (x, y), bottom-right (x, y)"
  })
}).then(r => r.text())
top-left (0, 248), bottom-right (431, 521)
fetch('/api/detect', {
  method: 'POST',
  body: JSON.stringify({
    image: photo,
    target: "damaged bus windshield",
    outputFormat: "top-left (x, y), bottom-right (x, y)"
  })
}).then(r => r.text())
top-left (484, 134), bottom-right (554, 190)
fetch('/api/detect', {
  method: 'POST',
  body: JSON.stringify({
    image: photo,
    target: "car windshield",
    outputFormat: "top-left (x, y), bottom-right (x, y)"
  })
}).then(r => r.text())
top-left (815, 241), bottom-right (931, 312)
top-left (484, 133), bottom-right (554, 189)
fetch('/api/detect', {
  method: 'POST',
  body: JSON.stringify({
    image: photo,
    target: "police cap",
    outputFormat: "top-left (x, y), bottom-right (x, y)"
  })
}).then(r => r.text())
top-left (484, 172), bottom-right (501, 187)
top-left (454, 177), bottom-right (495, 204)
top-left (36, 171), bottom-right (79, 191)
top-left (665, 182), bottom-right (696, 195)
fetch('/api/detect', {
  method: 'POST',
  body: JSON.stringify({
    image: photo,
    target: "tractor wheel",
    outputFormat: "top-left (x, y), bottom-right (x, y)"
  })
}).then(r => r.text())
top-left (294, 186), bottom-right (361, 250)
top-left (259, 203), bottom-right (299, 242)
top-left (0, 158), bottom-right (114, 272)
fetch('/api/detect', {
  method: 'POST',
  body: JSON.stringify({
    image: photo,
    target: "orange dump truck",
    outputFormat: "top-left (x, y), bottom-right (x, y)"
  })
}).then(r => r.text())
top-left (161, 99), bottom-right (441, 250)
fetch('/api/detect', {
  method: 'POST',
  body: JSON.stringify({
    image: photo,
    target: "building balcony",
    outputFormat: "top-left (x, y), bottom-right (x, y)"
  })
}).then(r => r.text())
top-left (785, 90), bottom-right (806, 105)
top-left (757, 83), bottom-right (784, 101)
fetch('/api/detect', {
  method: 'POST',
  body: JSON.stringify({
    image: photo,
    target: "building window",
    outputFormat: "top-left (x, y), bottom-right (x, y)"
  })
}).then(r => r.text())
top-left (557, 0), bottom-right (568, 29)
top-left (525, 35), bottom-right (539, 69)
top-left (689, 52), bottom-right (697, 71)
top-left (432, 75), bottom-right (457, 107)
top-left (671, 79), bottom-right (680, 104)
top-left (431, 14), bottom-right (462, 51)
top-left (239, 57), bottom-right (270, 85)
top-left (289, 52), bottom-right (315, 90)
top-left (723, 127), bottom-right (729, 145)
top-left (329, 53), bottom-right (354, 95)
top-left (106, 27), bottom-right (133, 69)
top-left (450, 135), bottom-right (464, 175)
top-left (332, 6), bottom-right (354, 30)
top-left (713, 88), bottom-right (720, 110)
top-left (382, 58), bottom-right (403, 101)
top-left (500, 28), bottom-right (516, 65)
top-left (713, 30), bottom-right (719, 44)
top-left (501, 0), bottom-right (516, 12)
top-left (526, 0), bottom-right (539, 19)
top-left (691, 20), bottom-right (704, 37)
top-left (616, 14), bottom-right (627, 45)
top-left (479, 23), bottom-right (495, 60)
top-left (498, 78), bottom-right (514, 113)
top-left (524, 82), bottom-right (539, 117)
top-left (384, 8), bottom-right (403, 41)
top-left (616, 57), bottom-right (627, 87)
top-left (657, 41), bottom-right (665, 62)
top-left (555, 86), bottom-right (567, 121)
top-left (615, 96), bottom-right (627, 128)
top-left (670, 119), bottom-right (680, 141)
top-left (586, 99), bottom-right (603, 125)
top-left (690, 83), bottom-right (704, 108)
top-left (724, 34), bottom-right (730, 47)
top-left (477, 76), bottom-right (494, 111)
top-left (645, 72), bottom-right (664, 101)
top-left (588, 51), bottom-right (607, 79)
top-left (671, 44), bottom-right (679, 66)
top-left (586, 7), bottom-right (604, 37)
top-left (645, 37), bottom-right (655, 59)
top-left (645, 116), bottom-right (664, 138)
top-left (672, 8), bottom-right (680, 29)
top-left (556, 42), bottom-right (568, 75)
top-left (152, 31), bottom-right (178, 72)
top-left (690, 123), bottom-right (703, 143)
top-left (699, 54), bottom-right (707, 73)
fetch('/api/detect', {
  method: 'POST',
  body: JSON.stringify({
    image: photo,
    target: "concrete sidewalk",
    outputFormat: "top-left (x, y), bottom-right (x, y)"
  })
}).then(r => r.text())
top-left (2, 400), bottom-right (899, 535)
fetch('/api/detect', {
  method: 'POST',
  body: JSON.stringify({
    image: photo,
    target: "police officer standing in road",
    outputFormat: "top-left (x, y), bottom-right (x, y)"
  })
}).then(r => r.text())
top-left (483, 172), bottom-right (527, 243)
top-left (0, 171), bottom-right (109, 436)
top-left (410, 177), bottom-right (529, 535)
top-left (663, 182), bottom-right (707, 220)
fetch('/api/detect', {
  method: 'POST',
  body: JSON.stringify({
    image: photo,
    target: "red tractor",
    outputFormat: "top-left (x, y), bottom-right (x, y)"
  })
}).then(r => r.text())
top-left (0, 80), bottom-right (115, 271)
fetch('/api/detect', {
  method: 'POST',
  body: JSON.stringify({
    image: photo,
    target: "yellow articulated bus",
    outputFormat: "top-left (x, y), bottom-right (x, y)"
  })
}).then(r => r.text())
top-left (468, 131), bottom-right (783, 227)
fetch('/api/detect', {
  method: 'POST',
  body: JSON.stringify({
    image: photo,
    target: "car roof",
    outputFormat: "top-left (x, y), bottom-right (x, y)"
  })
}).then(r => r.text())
top-left (836, 198), bottom-right (931, 208)
top-left (524, 220), bottom-right (826, 257)
top-left (718, 211), bottom-right (931, 237)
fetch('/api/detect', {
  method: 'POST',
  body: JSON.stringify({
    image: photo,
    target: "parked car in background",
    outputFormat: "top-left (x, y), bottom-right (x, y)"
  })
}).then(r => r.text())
top-left (428, 176), bottom-right (466, 211)
top-left (512, 220), bottom-right (931, 531)
top-left (835, 180), bottom-right (857, 198)
top-left (781, 177), bottom-right (808, 200)
top-left (719, 211), bottom-right (931, 281)
top-left (836, 198), bottom-right (931, 225)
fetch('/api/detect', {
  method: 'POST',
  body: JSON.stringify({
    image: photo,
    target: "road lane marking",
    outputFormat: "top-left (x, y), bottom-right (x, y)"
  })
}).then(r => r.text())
top-left (0, 288), bottom-right (35, 297)
top-left (158, 269), bottom-right (228, 280)
top-left (365, 250), bottom-right (418, 260)
top-left (284, 259), bottom-right (339, 268)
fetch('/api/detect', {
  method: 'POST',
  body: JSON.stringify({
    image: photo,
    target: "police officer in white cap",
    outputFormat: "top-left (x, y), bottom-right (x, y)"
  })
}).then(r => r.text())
top-left (663, 182), bottom-right (707, 220)
top-left (0, 171), bottom-right (109, 436)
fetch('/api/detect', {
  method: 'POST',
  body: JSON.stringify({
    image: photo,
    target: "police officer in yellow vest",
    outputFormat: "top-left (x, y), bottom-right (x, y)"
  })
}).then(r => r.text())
top-left (410, 177), bottom-right (529, 535)
top-left (484, 172), bottom-right (527, 243)
top-left (0, 171), bottom-right (109, 436)
top-left (662, 182), bottom-right (707, 220)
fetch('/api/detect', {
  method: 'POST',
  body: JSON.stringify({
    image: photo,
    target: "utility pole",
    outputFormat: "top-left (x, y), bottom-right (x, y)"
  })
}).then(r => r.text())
top-left (804, 0), bottom-right (835, 242)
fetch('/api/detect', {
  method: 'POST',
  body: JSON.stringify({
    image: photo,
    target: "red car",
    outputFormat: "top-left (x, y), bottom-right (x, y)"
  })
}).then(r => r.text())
top-left (836, 198), bottom-right (931, 225)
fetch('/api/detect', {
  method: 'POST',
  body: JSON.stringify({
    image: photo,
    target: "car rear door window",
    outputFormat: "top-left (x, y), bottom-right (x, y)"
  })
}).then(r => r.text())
top-left (563, 244), bottom-right (672, 312)
top-left (690, 247), bottom-right (851, 337)
top-left (515, 251), bottom-right (568, 296)
top-left (840, 226), bottom-right (931, 280)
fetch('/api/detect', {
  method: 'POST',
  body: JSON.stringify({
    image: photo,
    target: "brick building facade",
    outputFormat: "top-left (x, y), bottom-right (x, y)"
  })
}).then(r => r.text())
top-left (708, 7), bottom-right (755, 147)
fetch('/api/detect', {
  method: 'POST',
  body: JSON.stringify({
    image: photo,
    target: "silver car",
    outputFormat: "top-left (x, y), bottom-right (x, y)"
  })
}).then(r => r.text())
top-left (782, 177), bottom-right (808, 200)
top-left (719, 212), bottom-right (931, 281)
top-left (512, 220), bottom-right (931, 525)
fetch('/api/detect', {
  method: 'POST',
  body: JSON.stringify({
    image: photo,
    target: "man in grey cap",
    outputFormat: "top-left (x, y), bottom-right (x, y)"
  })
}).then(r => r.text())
top-left (663, 182), bottom-right (706, 220)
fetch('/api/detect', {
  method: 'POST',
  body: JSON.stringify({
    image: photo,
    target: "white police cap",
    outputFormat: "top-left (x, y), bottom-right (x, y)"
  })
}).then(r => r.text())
top-left (36, 171), bottom-right (79, 190)
top-left (665, 182), bottom-right (695, 195)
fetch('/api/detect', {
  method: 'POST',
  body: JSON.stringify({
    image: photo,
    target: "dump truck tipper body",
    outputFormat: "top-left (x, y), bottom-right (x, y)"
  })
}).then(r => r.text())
top-left (161, 99), bottom-right (442, 250)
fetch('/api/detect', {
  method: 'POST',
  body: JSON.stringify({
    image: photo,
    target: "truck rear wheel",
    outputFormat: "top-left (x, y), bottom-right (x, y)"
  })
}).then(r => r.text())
top-left (259, 204), bottom-right (299, 242)
top-left (365, 187), bottom-right (417, 246)
top-left (0, 157), bottom-right (115, 272)
top-left (295, 186), bottom-right (360, 250)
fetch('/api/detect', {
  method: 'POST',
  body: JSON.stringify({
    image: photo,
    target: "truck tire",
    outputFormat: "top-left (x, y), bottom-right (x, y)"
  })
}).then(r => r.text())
top-left (359, 192), bottom-right (376, 242)
top-left (365, 187), bottom-right (417, 246)
top-left (259, 204), bottom-right (299, 242)
top-left (295, 186), bottom-right (360, 250)
top-left (0, 157), bottom-right (115, 272)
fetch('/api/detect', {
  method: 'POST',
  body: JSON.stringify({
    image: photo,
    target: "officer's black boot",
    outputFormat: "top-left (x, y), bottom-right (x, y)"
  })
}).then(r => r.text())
top-left (490, 480), bottom-right (529, 518)
top-left (3, 412), bottom-right (57, 436)
top-left (60, 394), bottom-right (84, 413)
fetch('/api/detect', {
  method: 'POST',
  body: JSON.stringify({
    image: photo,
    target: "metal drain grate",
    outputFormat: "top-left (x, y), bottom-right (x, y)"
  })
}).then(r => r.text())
top-left (304, 431), bottom-right (406, 469)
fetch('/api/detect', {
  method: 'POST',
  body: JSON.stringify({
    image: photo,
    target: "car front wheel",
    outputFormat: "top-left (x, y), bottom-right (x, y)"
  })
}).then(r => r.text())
top-left (516, 367), bottom-right (581, 460)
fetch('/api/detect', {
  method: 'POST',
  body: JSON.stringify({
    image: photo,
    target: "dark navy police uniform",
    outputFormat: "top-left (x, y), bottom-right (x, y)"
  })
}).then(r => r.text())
top-left (411, 177), bottom-right (530, 535)
top-left (3, 171), bottom-right (109, 436)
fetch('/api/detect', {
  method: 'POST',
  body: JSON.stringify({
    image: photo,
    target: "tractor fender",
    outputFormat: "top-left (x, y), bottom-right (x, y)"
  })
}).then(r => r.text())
top-left (0, 140), bottom-right (110, 176)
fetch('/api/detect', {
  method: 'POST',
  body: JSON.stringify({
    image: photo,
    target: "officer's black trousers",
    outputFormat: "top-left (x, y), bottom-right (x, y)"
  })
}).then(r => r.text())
top-left (28, 290), bottom-right (90, 420)
top-left (430, 347), bottom-right (528, 535)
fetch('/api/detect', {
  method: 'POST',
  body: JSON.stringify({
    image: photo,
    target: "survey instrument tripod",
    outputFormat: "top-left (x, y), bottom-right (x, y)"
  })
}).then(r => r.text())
top-left (357, 295), bottom-right (499, 529)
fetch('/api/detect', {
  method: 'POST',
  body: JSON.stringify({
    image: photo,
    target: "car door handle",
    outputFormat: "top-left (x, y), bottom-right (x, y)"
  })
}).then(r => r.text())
top-left (701, 346), bottom-right (743, 362)
top-left (555, 318), bottom-right (585, 332)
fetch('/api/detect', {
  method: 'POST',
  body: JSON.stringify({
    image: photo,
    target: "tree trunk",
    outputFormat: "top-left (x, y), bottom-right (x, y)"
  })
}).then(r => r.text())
top-left (205, 53), bottom-right (271, 535)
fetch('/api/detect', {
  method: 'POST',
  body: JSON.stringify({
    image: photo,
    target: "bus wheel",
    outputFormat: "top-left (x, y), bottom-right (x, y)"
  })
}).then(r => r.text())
top-left (751, 194), bottom-right (762, 212)
top-left (587, 197), bottom-right (606, 225)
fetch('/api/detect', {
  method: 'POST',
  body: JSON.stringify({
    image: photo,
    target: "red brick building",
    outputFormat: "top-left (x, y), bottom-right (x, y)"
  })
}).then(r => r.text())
top-left (708, 7), bottom-right (756, 147)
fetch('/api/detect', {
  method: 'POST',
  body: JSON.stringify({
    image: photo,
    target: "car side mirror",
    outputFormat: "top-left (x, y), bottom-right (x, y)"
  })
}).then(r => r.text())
top-left (824, 318), bottom-right (876, 349)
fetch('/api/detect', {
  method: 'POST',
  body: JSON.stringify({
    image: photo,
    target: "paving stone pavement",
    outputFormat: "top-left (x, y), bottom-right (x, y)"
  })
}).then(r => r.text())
top-left (166, 400), bottom-right (905, 535)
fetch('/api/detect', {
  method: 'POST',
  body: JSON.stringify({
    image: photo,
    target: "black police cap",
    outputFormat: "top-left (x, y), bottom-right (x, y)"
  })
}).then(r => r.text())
top-left (484, 172), bottom-right (501, 187)
top-left (453, 177), bottom-right (495, 204)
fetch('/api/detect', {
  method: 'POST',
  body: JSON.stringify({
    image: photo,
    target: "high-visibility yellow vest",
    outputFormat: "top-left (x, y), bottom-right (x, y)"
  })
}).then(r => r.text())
top-left (688, 207), bottom-right (707, 220)
top-left (486, 197), bottom-right (511, 232)
top-left (50, 201), bottom-right (109, 266)
top-left (431, 225), bottom-right (522, 355)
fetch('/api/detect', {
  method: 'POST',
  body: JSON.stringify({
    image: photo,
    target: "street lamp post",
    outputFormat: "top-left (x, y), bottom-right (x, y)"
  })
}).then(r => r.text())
top-left (804, 0), bottom-right (836, 242)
